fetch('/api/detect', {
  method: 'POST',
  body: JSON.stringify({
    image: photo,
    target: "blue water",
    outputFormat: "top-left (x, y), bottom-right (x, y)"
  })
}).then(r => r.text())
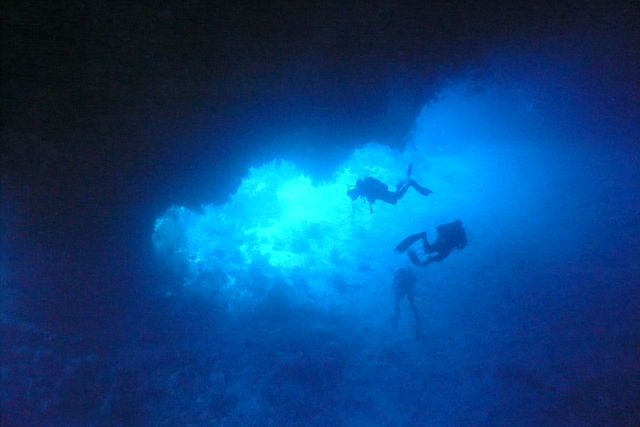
top-left (3, 52), bottom-right (639, 425)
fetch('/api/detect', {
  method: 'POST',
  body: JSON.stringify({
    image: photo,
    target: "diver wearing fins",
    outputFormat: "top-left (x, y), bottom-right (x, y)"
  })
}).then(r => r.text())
top-left (395, 220), bottom-right (467, 266)
top-left (347, 165), bottom-right (432, 213)
top-left (391, 266), bottom-right (425, 339)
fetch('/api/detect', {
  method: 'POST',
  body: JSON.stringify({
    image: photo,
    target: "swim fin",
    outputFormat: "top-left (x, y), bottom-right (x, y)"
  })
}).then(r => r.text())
top-left (395, 232), bottom-right (426, 253)
top-left (414, 183), bottom-right (432, 196)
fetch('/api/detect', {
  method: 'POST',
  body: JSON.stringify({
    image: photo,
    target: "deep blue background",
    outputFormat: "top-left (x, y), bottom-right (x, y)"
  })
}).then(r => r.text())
top-left (2, 1), bottom-right (639, 425)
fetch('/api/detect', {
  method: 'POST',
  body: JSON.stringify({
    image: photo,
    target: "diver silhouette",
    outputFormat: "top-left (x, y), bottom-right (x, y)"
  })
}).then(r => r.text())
top-left (347, 165), bottom-right (432, 212)
top-left (391, 266), bottom-right (424, 339)
top-left (395, 220), bottom-right (467, 266)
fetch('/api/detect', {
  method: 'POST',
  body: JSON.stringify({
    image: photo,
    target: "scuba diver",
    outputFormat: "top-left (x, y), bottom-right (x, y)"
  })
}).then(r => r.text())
top-left (391, 266), bottom-right (424, 339)
top-left (347, 165), bottom-right (432, 212)
top-left (395, 220), bottom-right (467, 266)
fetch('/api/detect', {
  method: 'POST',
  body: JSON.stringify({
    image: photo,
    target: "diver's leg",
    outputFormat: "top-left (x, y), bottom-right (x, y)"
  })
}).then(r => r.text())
top-left (407, 293), bottom-right (424, 339)
top-left (395, 231), bottom-right (427, 252)
top-left (424, 247), bottom-right (452, 264)
top-left (392, 293), bottom-right (401, 329)
top-left (403, 233), bottom-right (436, 266)
top-left (406, 179), bottom-right (432, 196)
top-left (408, 250), bottom-right (426, 266)
top-left (419, 232), bottom-right (432, 253)
top-left (377, 190), bottom-right (400, 205)
top-left (395, 179), bottom-right (432, 200)
top-left (424, 242), bottom-right (451, 260)
top-left (395, 180), bottom-right (410, 200)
